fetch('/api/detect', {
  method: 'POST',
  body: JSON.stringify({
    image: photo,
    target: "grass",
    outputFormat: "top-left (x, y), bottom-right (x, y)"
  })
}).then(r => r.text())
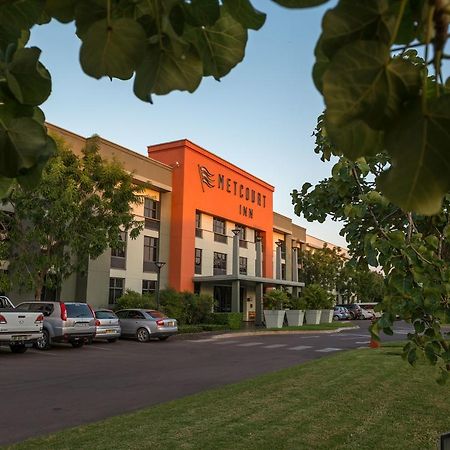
top-left (7, 345), bottom-right (450, 450)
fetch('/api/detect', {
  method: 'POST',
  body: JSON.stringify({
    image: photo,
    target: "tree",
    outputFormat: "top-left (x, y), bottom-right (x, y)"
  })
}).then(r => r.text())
top-left (1, 1), bottom-right (448, 215)
top-left (0, 134), bottom-right (143, 299)
top-left (292, 118), bottom-right (450, 382)
top-left (299, 245), bottom-right (344, 294)
top-left (337, 264), bottom-right (385, 304)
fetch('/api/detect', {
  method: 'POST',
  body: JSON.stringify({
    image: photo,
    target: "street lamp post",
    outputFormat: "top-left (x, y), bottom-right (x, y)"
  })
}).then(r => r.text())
top-left (154, 261), bottom-right (166, 311)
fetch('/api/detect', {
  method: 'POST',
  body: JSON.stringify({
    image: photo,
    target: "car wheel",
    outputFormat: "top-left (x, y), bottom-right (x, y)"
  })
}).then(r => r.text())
top-left (107, 338), bottom-right (117, 343)
top-left (136, 327), bottom-right (150, 343)
top-left (71, 341), bottom-right (84, 348)
top-left (10, 344), bottom-right (27, 353)
top-left (35, 329), bottom-right (51, 350)
top-left (333, 315), bottom-right (339, 321)
top-left (158, 336), bottom-right (169, 341)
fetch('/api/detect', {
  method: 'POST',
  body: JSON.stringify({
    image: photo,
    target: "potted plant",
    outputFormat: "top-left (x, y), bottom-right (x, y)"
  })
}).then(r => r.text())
top-left (285, 296), bottom-right (307, 327)
top-left (320, 292), bottom-right (335, 324)
top-left (263, 289), bottom-right (288, 328)
top-left (302, 284), bottom-right (328, 325)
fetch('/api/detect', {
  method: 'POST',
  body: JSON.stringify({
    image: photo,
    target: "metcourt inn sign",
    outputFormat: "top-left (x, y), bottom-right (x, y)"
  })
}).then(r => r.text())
top-left (198, 165), bottom-right (267, 219)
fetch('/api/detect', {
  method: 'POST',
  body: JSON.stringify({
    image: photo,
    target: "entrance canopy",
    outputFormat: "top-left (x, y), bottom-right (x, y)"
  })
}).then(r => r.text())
top-left (193, 274), bottom-right (304, 288)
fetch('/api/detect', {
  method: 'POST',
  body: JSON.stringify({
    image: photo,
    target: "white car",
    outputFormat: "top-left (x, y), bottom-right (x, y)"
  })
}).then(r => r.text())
top-left (359, 308), bottom-right (376, 320)
top-left (0, 296), bottom-right (44, 353)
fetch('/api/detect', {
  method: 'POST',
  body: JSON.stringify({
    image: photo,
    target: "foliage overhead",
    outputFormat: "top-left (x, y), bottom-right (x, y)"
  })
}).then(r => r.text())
top-left (0, 135), bottom-right (143, 299)
top-left (293, 118), bottom-right (450, 382)
top-left (3, 0), bottom-right (449, 215)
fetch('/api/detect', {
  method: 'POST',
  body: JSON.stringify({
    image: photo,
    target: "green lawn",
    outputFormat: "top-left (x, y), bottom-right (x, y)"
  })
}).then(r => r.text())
top-left (7, 345), bottom-right (450, 450)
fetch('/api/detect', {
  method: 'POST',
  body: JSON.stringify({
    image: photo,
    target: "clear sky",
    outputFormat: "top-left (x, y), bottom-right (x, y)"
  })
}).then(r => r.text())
top-left (30, 1), bottom-right (346, 248)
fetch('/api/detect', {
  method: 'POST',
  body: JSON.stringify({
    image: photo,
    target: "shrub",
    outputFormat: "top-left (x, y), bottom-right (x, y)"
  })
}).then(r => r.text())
top-left (263, 289), bottom-right (289, 310)
top-left (286, 296), bottom-right (307, 310)
top-left (114, 290), bottom-right (154, 310)
top-left (209, 312), bottom-right (243, 330)
top-left (178, 325), bottom-right (205, 334)
top-left (159, 288), bottom-right (183, 319)
top-left (302, 284), bottom-right (333, 309)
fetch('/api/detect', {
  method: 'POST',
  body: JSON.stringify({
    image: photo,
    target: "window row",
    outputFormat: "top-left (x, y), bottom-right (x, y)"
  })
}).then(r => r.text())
top-left (195, 211), bottom-right (253, 247)
top-left (194, 250), bottom-right (248, 276)
top-left (109, 278), bottom-right (156, 304)
top-left (110, 235), bottom-right (160, 272)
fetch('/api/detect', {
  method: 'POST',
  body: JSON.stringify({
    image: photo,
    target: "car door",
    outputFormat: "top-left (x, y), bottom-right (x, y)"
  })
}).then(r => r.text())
top-left (116, 310), bottom-right (133, 335)
top-left (129, 311), bottom-right (147, 336)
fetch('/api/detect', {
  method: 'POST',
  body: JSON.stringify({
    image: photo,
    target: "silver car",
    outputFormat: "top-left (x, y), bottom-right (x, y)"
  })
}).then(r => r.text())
top-left (94, 309), bottom-right (121, 342)
top-left (115, 309), bottom-right (178, 342)
top-left (16, 301), bottom-right (96, 349)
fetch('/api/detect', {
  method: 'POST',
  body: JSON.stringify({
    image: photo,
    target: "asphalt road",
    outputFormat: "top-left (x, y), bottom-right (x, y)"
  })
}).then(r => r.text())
top-left (0, 321), bottom-right (411, 446)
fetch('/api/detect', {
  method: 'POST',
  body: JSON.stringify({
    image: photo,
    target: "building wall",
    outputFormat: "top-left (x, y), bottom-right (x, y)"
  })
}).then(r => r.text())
top-left (148, 140), bottom-right (275, 292)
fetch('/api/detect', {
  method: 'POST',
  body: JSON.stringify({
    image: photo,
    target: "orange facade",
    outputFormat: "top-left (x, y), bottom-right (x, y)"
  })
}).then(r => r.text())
top-left (148, 140), bottom-right (274, 291)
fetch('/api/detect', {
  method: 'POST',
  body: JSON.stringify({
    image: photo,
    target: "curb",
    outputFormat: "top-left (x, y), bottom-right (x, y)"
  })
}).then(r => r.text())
top-left (175, 325), bottom-right (359, 341)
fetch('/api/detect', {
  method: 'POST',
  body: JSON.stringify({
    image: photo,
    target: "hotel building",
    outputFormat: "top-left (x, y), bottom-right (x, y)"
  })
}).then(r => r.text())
top-left (10, 124), bottom-right (344, 325)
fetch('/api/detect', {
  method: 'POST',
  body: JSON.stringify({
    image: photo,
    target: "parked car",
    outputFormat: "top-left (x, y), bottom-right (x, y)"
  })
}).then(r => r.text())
top-left (16, 301), bottom-right (96, 350)
top-left (94, 309), bottom-right (121, 343)
top-left (115, 309), bottom-right (178, 342)
top-left (333, 306), bottom-right (351, 321)
top-left (336, 303), bottom-right (362, 320)
top-left (0, 296), bottom-right (43, 353)
top-left (359, 308), bottom-right (376, 320)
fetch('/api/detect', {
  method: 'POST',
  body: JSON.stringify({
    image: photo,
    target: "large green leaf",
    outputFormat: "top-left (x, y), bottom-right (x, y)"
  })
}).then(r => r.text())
top-left (378, 96), bottom-right (450, 215)
top-left (223, 0), bottom-right (266, 30)
top-left (271, 0), bottom-right (330, 7)
top-left (74, 0), bottom-right (106, 39)
top-left (312, 36), bottom-right (329, 93)
top-left (190, 0), bottom-right (220, 26)
top-left (325, 117), bottom-right (384, 160)
top-left (320, 0), bottom-right (394, 59)
top-left (0, 117), bottom-right (49, 178)
top-left (80, 18), bottom-right (147, 80)
top-left (44, 0), bottom-right (77, 23)
top-left (17, 134), bottom-right (56, 189)
top-left (6, 47), bottom-right (51, 106)
top-left (184, 11), bottom-right (247, 80)
top-left (0, 0), bottom-right (45, 49)
top-left (133, 44), bottom-right (203, 102)
top-left (323, 40), bottom-right (421, 130)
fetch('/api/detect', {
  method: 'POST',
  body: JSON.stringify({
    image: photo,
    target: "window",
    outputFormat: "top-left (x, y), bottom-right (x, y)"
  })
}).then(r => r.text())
top-left (194, 282), bottom-right (201, 295)
top-left (235, 224), bottom-right (247, 248)
top-left (143, 236), bottom-right (159, 272)
top-left (213, 252), bottom-right (227, 275)
top-left (281, 263), bottom-right (286, 280)
top-left (142, 280), bottom-right (156, 295)
top-left (195, 211), bottom-right (203, 238)
top-left (239, 256), bottom-right (247, 275)
top-left (109, 278), bottom-right (124, 304)
top-left (111, 231), bottom-right (127, 269)
top-left (144, 198), bottom-right (160, 219)
top-left (144, 198), bottom-right (160, 230)
top-left (213, 217), bottom-right (227, 243)
top-left (195, 248), bottom-right (202, 274)
top-left (280, 240), bottom-right (286, 260)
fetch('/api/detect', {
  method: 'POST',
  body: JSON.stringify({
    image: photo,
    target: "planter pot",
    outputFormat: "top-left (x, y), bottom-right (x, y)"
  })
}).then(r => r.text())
top-left (320, 309), bottom-right (333, 324)
top-left (264, 310), bottom-right (285, 328)
top-left (285, 310), bottom-right (305, 327)
top-left (305, 310), bottom-right (322, 325)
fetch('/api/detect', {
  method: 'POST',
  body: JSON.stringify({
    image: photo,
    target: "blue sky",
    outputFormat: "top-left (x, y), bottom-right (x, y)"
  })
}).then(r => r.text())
top-left (30, 1), bottom-right (346, 247)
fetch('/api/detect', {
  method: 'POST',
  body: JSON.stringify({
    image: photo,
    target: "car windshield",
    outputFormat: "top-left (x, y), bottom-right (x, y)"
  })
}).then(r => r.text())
top-left (145, 310), bottom-right (166, 319)
top-left (65, 303), bottom-right (93, 318)
top-left (95, 311), bottom-right (117, 319)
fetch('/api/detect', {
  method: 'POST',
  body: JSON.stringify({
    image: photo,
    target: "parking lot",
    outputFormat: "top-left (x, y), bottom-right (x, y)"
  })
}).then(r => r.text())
top-left (0, 321), bottom-right (410, 446)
